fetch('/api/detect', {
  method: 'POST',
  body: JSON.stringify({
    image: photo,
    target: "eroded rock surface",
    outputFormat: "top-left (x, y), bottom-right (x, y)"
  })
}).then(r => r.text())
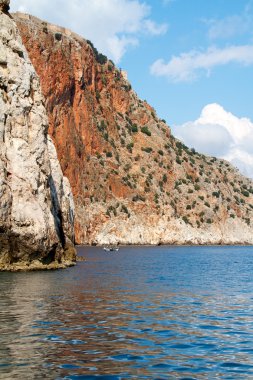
top-left (0, 5), bottom-right (76, 270)
top-left (14, 12), bottom-right (253, 245)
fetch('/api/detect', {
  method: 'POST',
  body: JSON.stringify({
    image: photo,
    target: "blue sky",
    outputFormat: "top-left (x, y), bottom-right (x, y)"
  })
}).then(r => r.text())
top-left (123, 0), bottom-right (253, 124)
top-left (11, 0), bottom-right (253, 178)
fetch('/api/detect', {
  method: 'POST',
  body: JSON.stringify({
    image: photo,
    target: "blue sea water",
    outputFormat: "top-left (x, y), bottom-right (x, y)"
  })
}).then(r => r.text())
top-left (1, 246), bottom-right (253, 379)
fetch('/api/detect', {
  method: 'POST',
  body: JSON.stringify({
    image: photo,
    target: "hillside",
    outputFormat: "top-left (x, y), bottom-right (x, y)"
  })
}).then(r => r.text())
top-left (14, 12), bottom-right (253, 245)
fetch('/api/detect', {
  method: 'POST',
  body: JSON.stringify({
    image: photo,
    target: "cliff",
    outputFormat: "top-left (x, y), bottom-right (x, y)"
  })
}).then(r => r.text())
top-left (0, 2), bottom-right (76, 271)
top-left (14, 12), bottom-right (253, 245)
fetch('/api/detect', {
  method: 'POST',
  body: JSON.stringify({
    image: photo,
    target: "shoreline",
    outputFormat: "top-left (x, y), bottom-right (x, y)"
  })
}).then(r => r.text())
top-left (2, 243), bottom-right (253, 272)
top-left (0, 259), bottom-right (76, 272)
top-left (77, 243), bottom-right (253, 248)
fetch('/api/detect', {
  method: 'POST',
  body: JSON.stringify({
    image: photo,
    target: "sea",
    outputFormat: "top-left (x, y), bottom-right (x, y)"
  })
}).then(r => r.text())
top-left (1, 245), bottom-right (253, 379)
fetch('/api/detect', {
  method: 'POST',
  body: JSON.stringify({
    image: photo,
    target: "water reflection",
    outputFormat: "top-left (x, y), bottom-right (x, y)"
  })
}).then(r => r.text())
top-left (1, 246), bottom-right (253, 379)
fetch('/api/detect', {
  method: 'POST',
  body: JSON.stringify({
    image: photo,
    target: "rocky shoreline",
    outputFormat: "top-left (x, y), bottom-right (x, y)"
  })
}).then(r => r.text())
top-left (0, 259), bottom-right (76, 272)
top-left (85, 215), bottom-right (253, 246)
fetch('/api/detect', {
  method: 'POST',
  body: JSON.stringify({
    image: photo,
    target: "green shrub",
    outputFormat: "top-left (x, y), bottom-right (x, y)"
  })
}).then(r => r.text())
top-left (87, 40), bottom-right (107, 64)
top-left (122, 84), bottom-right (132, 91)
top-left (141, 126), bottom-right (151, 136)
top-left (96, 90), bottom-right (100, 101)
top-left (121, 205), bottom-right (129, 214)
top-left (142, 147), bottom-right (153, 153)
top-left (132, 124), bottom-right (138, 133)
top-left (55, 32), bottom-right (62, 41)
top-left (108, 63), bottom-right (113, 71)
top-left (126, 142), bottom-right (134, 153)
top-left (182, 216), bottom-right (190, 224)
top-left (245, 218), bottom-right (250, 226)
top-left (132, 195), bottom-right (146, 202)
top-left (97, 120), bottom-right (107, 132)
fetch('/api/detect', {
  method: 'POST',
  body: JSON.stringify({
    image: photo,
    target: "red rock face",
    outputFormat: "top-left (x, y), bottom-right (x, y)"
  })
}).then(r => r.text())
top-left (14, 13), bottom-right (253, 245)
top-left (14, 14), bottom-right (168, 242)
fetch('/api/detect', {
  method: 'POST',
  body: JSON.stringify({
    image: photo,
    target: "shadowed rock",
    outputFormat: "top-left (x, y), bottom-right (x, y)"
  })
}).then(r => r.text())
top-left (0, 0), bottom-right (10, 13)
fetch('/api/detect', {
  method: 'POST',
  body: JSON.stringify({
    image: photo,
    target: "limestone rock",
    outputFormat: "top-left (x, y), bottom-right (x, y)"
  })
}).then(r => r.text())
top-left (14, 13), bottom-right (253, 246)
top-left (0, 7), bottom-right (76, 270)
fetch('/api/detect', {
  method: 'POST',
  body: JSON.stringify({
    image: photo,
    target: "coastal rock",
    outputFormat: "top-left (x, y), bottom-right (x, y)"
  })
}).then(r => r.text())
top-left (14, 13), bottom-right (253, 246)
top-left (0, 6), bottom-right (76, 270)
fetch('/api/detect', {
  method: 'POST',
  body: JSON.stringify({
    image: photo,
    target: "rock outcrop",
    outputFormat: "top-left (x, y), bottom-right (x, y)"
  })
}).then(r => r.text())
top-left (0, 3), bottom-right (76, 270)
top-left (14, 13), bottom-right (253, 245)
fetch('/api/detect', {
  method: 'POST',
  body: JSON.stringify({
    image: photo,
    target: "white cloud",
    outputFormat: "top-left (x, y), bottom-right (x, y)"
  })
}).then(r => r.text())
top-left (205, 1), bottom-right (253, 41)
top-left (162, 0), bottom-right (174, 6)
top-left (107, 36), bottom-right (138, 64)
top-left (143, 20), bottom-right (168, 36)
top-left (150, 45), bottom-right (253, 82)
top-left (207, 14), bottom-right (251, 40)
top-left (173, 103), bottom-right (253, 179)
top-left (11, 0), bottom-right (167, 63)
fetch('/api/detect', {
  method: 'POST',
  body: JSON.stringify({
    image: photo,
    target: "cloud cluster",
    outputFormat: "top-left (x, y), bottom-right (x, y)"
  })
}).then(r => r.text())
top-left (206, 2), bottom-right (253, 40)
top-left (151, 2), bottom-right (253, 82)
top-left (207, 14), bottom-right (251, 40)
top-left (11, 0), bottom-right (167, 63)
top-left (173, 103), bottom-right (253, 179)
top-left (150, 45), bottom-right (253, 82)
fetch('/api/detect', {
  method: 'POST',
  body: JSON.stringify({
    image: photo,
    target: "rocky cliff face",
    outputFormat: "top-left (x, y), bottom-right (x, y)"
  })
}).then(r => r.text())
top-left (0, 3), bottom-right (76, 270)
top-left (14, 12), bottom-right (253, 245)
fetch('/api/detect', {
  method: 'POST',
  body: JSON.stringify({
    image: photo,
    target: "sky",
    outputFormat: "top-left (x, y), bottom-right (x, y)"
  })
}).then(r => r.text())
top-left (11, 0), bottom-right (253, 178)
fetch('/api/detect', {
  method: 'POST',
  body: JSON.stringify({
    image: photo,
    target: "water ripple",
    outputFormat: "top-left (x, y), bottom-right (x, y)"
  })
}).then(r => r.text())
top-left (1, 245), bottom-right (253, 379)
